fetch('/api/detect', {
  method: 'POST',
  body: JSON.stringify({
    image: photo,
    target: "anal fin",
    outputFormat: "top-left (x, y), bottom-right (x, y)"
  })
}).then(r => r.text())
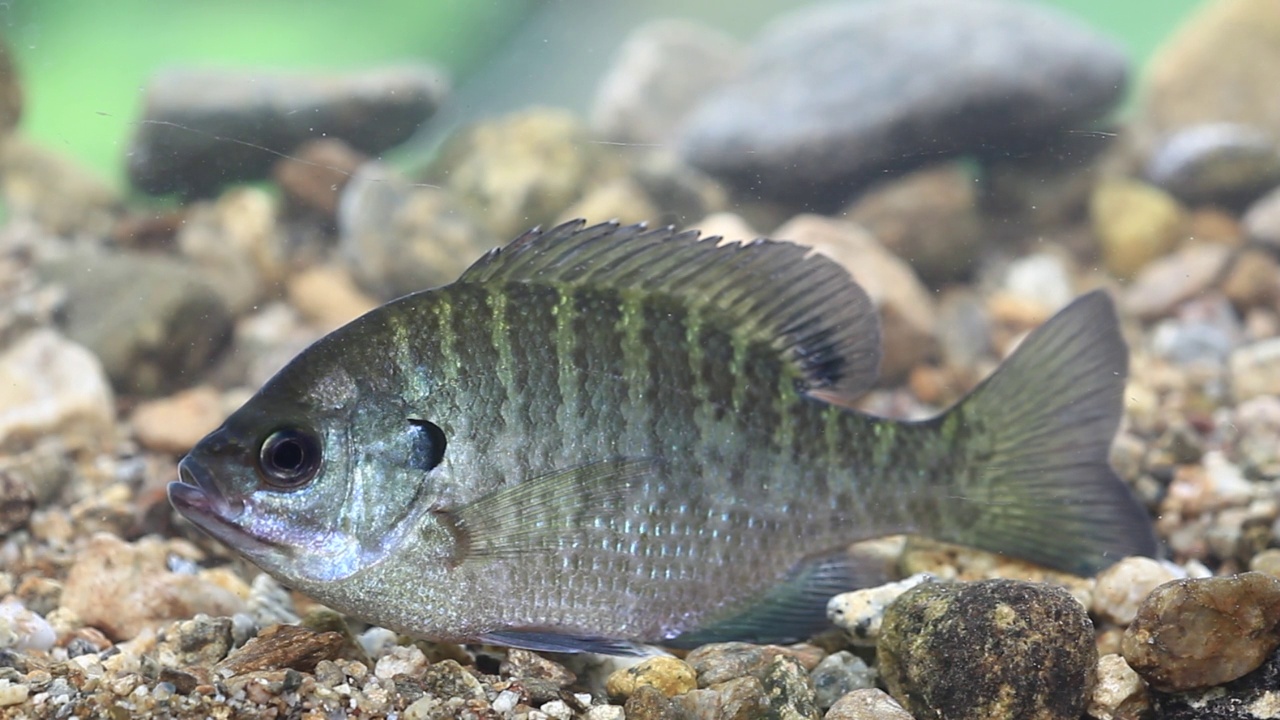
top-left (663, 548), bottom-right (892, 649)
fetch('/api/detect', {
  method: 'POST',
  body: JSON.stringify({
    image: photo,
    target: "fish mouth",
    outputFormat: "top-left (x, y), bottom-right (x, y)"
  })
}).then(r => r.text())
top-left (168, 456), bottom-right (242, 522)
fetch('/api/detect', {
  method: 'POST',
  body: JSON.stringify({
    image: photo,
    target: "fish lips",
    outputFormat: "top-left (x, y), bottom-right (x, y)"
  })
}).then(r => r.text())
top-left (168, 455), bottom-right (243, 525)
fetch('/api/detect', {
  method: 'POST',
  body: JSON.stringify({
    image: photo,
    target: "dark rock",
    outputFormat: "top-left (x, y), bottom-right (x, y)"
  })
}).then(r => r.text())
top-left (630, 154), bottom-right (729, 227)
top-left (1150, 648), bottom-right (1280, 719)
top-left (337, 163), bottom-right (494, 300)
top-left (214, 624), bottom-right (345, 676)
top-left (877, 579), bottom-right (1097, 720)
top-left (678, 0), bottom-right (1127, 207)
top-left (0, 468), bottom-right (33, 535)
top-left (36, 245), bottom-right (232, 396)
top-left (842, 163), bottom-right (984, 286)
top-left (1122, 572), bottom-right (1280, 692)
top-left (128, 65), bottom-right (448, 198)
top-left (1145, 123), bottom-right (1280, 211)
top-left (419, 659), bottom-right (485, 701)
top-left (763, 655), bottom-right (821, 719)
top-left (591, 19), bottom-right (743, 146)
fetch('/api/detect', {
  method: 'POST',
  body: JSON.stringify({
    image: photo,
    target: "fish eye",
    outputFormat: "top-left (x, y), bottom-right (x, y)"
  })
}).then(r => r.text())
top-left (257, 428), bottom-right (323, 489)
top-left (408, 418), bottom-right (446, 472)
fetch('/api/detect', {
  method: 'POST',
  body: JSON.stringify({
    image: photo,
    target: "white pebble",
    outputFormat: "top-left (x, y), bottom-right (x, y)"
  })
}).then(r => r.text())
top-left (492, 688), bottom-right (521, 714)
top-left (374, 644), bottom-right (427, 681)
top-left (1091, 557), bottom-right (1183, 625)
top-left (0, 597), bottom-right (55, 651)
top-left (1088, 654), bottom-right (1148, 720)
top-left (0, 679), bottom-right (28, 707)
top-left (584, 706), bottom-right (625, 720)
top-left (540, 700), bottom-right (573, 720)
top-left (358, 626), bottom-right (400, 661)
top-left (826, 574), bottom-right (934, 645)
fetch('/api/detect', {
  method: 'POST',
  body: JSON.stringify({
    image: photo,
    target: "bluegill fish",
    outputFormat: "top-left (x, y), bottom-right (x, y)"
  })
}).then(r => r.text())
top-left (170, 220), bottom-right (1158, 654)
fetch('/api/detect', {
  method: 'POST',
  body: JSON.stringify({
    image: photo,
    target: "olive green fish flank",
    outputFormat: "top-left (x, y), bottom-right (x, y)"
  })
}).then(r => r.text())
top-left (172, 220), bottom-right (1159, 656)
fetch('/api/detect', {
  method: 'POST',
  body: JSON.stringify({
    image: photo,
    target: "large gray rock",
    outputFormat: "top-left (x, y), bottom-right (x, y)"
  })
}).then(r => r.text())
top-left (128, 65), bottom-right (448, 198)
top-left (677, 0), bottom-right (1127, 207)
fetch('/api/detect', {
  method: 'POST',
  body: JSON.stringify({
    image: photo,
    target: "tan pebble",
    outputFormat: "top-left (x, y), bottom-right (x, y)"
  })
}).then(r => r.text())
top-left (1088, 654), bottom-right (1150, 720)
top-left (374, 644), bottom-right (428, 681)
top-left (1250, 549), bottom-right (1280, 578)
top-left (1122, 572), bottom-right (1280, 691)
top-left (1186, 207), bottom-right (1242, 246)
top-left (606, 655), bottom-right (697, 700)
top-left (1122, 243), bottom-right (1232, 320)
top-left (1090, 178), bottom-right (1186, 279)
top-left (0, 679), bottom-right (28, 707)
top-left (286, 265), bottom-right (378, 331)
top-left (690, 212), bottom-right (759, 242)
top-left (827, 574), bottom-right (934, 646)
top-left (825, 688), bottom-right (913, 720)
top-left (1222, 248), bottom-right (1280, 310)
top-left (130, 386), bottom-right (225, 455)
top-left (556, 176), bottom-right (659, 228)
top-left (1092, 557), bottom-right (1183, 626)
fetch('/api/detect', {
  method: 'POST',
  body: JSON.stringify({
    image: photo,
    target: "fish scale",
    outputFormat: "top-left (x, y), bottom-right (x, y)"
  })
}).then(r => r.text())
top-left (171, 220), bottom-right (1159, 654)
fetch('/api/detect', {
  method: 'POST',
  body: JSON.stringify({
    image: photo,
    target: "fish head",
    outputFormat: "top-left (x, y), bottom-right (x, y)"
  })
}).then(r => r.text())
top-left (169, 355), bottom-right (441, 586)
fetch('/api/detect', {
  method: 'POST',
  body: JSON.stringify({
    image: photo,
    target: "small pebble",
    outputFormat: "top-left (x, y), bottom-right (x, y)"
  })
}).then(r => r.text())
top-left (0, 598), bottom-right (53, 652)
top-left (824, 688), bottom-right (915, 720)
top-left (373, 644), bottom-right (427, 681)
top-left (1091, 557), bottom-right (1184, 625)
top-left (606, 655), bottom-right (697, 700)
top-left (1088, 654), bottom-right (1150, 720)
top-left (583, 705), bottom-right (626, 720)
top-left (501, 647), bottom-right (576, 687)
top-left (0, 678), bottom-right (28, 707)
top-left (763, 654), bottom-right (820, 719)
top-left (827, 574), bottom-right (934, 645)
top-left (810, 651), bottom-right (877, 711)
top-left (1122, 572), bottom-right (1280, 692)
top-left (685, 642), bottom-right (824, 687)
top-left (623, 683), bottom-right (680, 720)
top-left (1090, 178), bottom-right (1186, 279)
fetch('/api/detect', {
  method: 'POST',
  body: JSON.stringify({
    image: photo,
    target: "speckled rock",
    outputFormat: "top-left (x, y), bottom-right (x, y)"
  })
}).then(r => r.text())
top-left (0, 328), bottom-right (115, 453)
top-left (0, 468), bottom-right (34, 534)
top-left (606, 656), bottom-right (697, 701)
top-left (877, 579), bottom-right (1097, 720)
top-left (763, 655), bottom-right (821, 720)
top-left (128, 65), bottom-right (447, 197)
top-left (773, 214), bottom-right (936, 381)
top-left (591, 19), bottom-right (743, 145)
top-left (1144, 123), bottom-right (1280, 211)
top-left (824, 688), bottom-right (915, 720)
top-left (500, 648), bottom-right (576, 688)
top-left (843, 163), bottom-right (984, 286)
top-left (810, 651), bottom-right (877, 711)
top-left (685, 642), bottom-right (825, 688)
top-left (673, 675), bottom-right (769, 720)
top-left (430, 108), bottom-right (625, 240)
top-left (1088, 654), bottom-right (1150, 720)
top-left (337, 164), bottom-right (495, 300)
top-left (1092, 557), bottom-right (1184, 626)
top-left (1122, 572), bottom-right (1280, 692)
top-left (678, 0), bottom-right (1127, 206)
top-left (1148, 648), bottom-right (1280, 719)
top-left (827, 574), bottom-right (935, 646)
top-left (623, 684), bottom-right (680, 720)
top-left (129, 385), bottom-right (227, 455)
top-left (152, 615), bottom-right (234, 669)
top-left (1090, 178), bottom-right (1187, 279)
top-left (37, 246), bottom-right (233, 396)
top-left (60, 533), bottom-right (248, 642)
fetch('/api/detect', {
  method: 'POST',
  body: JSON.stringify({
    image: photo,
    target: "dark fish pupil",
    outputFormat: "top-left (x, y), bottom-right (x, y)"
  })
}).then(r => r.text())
top-left (408, 419), bottom-right (446, 472)
top-left (258, 428), bottom-right (322, 488)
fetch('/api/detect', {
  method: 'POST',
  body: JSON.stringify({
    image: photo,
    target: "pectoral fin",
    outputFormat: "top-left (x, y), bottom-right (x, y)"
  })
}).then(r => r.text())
top-left (452, 458), bottom-right (658, 563)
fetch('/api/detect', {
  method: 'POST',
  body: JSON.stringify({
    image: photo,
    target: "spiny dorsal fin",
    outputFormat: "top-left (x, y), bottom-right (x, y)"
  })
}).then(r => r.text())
top-left (458, 220), bottom-right (882, 402)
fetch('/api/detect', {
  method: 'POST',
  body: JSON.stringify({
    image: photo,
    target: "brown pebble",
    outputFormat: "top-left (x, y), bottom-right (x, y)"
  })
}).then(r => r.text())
top-left (286, 264), bottom-right (379, 330)
top-left (623, 684), bottom-right (680, 720)
top-left (129, 386), bottom-right (226, 455)
top-left (825, 688), bottom-right (914, 720)
top-left (499, 648), bottom-right (576, 687)
top-left (272, 138), bottom-right (367, 218)
top-left (0, 468), bottom-right (35, 535)
top-left (1121, 572), bottom-right (1280, 692)
top-left (684, 642), bottom-right (825, 688)
top-left (214, 624), bottom-right (345, 676)
top-left (158, 667), bottom-right (200, 695)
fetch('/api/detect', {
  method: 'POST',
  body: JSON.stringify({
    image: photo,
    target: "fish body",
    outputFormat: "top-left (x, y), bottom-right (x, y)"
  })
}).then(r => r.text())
top-left (170, 221), bottom-right (1158, 653)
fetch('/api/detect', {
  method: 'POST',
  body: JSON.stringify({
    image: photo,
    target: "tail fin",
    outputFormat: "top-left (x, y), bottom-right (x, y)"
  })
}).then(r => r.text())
top-left (936, 290), bottom-right (1159, 575)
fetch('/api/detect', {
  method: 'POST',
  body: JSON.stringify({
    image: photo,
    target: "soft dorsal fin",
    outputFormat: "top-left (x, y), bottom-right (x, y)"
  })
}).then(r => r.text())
top-left (458, 220), bottom-right (882, 402)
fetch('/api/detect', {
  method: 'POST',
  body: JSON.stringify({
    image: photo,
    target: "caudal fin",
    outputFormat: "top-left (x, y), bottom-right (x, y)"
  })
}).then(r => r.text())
top-left (937, 290), bottom-right (1159, 575)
